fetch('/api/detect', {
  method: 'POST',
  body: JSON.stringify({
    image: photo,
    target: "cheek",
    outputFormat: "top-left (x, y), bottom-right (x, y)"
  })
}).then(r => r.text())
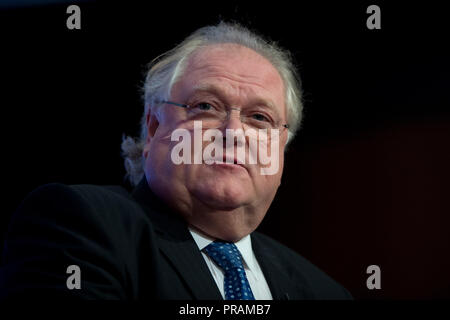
top-left (278, 150), bottom-right (285, 172)
top-left (145, 133), bottom-right (178, 180)
top-left (255, 143), bottom-right (285, 187)
top-left (255, 165), bottom-right (283, 187)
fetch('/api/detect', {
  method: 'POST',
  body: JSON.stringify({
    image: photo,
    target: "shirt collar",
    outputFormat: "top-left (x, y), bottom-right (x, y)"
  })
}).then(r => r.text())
top-left (188, 227), bottom-right (258, 279)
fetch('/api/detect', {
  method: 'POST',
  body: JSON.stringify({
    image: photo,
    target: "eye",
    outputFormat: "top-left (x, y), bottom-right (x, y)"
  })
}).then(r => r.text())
top-left (195, 102), bottom-right (214, 111)
top-left (251, 113), bottom-right (270, 122)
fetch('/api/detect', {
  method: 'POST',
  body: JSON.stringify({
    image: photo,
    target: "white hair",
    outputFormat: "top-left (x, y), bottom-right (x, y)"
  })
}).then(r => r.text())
top-left (122, 21), bottom-right (304, 186)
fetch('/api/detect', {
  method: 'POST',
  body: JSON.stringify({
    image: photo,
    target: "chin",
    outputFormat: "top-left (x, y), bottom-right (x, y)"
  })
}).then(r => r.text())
top-left (194, 179), bottom-right (251, 210)
top-left (188, 165), bottom-right (252, 206)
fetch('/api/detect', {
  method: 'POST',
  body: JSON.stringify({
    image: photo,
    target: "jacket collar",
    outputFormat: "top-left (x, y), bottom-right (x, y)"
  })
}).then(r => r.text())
top-left (132, 177), bottom-right (187, 238)
top-left (131, 177), bottom-right (222, 300)
top-left (251, 233), bottom-right (314, 300)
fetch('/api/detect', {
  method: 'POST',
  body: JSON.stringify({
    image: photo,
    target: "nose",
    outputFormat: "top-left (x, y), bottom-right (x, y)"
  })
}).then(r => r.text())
top-left (220, 108), bottom-right (246, 149)
top-left (222, 108), bottom-right (244, 131)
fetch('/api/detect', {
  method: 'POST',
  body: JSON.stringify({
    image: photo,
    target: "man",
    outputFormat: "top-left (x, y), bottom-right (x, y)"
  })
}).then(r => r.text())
top-left (0, 22), bottom-right (352, 299)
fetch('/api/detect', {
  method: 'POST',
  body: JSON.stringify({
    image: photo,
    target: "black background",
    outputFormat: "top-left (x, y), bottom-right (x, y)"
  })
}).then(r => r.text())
top-left (0, 0), bottom-right (449, 299)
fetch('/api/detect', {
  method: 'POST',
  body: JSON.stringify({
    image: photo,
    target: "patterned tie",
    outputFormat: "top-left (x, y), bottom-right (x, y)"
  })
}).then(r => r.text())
top-left (203, 240), bottom-right (255, 300)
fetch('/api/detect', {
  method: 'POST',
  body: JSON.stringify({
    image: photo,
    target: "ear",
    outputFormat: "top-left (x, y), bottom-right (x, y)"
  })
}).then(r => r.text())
top-left (143, 109), bottom-right (160, 159)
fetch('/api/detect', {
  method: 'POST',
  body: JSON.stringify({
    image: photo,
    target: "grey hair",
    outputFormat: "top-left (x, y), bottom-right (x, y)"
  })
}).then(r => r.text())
top-left (122, 21), bottom-right (304, 186)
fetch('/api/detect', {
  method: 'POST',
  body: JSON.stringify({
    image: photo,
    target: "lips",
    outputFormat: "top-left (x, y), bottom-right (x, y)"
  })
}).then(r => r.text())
top-left (214, 161), bottom-right (246, 172)
top-left (201, 154), bottom-right (248, 173)
top-left (216, 154), bottom-right (249, 173)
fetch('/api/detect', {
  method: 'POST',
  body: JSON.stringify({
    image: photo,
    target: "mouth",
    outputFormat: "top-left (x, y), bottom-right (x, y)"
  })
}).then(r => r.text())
top-left (212, 162), bottom-right (247, 173)
top-left (203, 155), bottom-right (248, 172)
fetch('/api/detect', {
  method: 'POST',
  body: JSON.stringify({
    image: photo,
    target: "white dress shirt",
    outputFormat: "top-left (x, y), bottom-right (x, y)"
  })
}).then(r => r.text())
top-left (189, 227), bottom-right (273, 300)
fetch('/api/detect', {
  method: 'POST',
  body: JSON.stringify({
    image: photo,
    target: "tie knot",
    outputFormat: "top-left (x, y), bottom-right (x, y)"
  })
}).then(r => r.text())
top-left (203, 241), bottom-right (245, 272)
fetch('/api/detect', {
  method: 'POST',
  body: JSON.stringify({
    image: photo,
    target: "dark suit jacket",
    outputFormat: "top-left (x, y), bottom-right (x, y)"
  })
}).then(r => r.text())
top-left (0, 178), bottom-right (352, 300)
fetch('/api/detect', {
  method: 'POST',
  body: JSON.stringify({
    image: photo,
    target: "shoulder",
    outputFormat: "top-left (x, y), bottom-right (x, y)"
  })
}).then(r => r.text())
top-left (252, 231), bottom-right (353, 299)
top-left (22, 182), bottom-right (141, 212)
top-left (10, 182), bottom-right (149, 238)
top-left (17, 182), bottom-right (132, 206)
top-left (2, 182), bottom-right (151, 299)
top-left (27, 182), bottom-right (135, 206)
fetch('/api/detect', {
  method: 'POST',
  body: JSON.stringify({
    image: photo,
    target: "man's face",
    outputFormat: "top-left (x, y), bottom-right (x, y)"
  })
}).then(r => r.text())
top-left (143, 43), bottom-right (288, 241)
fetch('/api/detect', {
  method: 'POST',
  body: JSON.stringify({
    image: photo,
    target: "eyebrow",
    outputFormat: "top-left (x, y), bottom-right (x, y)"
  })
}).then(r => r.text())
top-left (190, 83), bottom-right (278, 112)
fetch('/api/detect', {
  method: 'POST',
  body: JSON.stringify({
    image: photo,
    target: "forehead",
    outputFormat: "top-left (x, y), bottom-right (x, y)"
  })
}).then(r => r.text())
top-left (172, 44), bottom-right (286, 113)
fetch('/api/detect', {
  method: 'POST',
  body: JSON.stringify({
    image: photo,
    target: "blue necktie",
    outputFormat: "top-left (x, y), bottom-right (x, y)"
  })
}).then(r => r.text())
top-left (203, 241), bottom-right (255, 300)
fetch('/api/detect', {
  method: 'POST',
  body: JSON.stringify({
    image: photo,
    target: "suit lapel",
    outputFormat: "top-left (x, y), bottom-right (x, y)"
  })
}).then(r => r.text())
top-left (251, 233), bottom-right (311, 300)
top-left (157, 234), bottom-right (223, 300)
top-left (132, 178), bottom-right (222, 300)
